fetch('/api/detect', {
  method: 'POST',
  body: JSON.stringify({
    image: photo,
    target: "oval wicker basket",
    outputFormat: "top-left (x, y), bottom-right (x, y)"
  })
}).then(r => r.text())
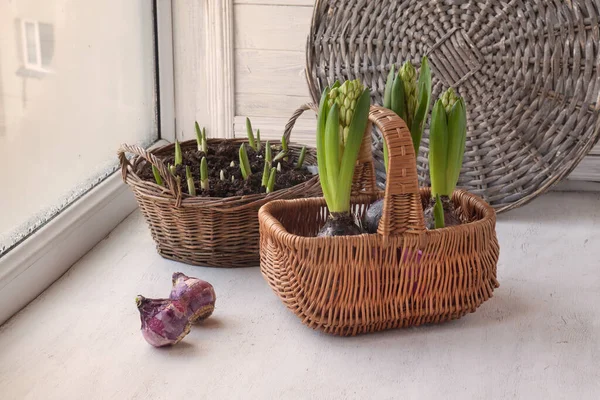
top-left (259, 106), bottom-right (500, 336)
top-left (119, 132), bottom-right (320, 268)
top-left (306, 0), bottom-right (600, 212)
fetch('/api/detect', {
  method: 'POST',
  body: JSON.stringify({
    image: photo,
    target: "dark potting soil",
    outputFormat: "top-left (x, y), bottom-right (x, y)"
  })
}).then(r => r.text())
top-left (423, 195), bottom-right (461, 230)
top-left (136, 142), bottom-right (313, 197)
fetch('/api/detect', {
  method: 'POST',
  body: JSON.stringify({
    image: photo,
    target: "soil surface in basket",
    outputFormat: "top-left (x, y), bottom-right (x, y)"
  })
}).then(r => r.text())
top-left (137, 142), bottom-right (313, 197)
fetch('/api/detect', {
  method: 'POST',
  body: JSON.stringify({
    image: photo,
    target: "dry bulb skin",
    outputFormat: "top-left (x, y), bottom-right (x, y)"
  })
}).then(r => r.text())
top-left (169, 272), bottom-right (216, 323)
top-left (135, 296), bottom-right (192, 347)
top-left (136, 273), bottom-right (216, 347)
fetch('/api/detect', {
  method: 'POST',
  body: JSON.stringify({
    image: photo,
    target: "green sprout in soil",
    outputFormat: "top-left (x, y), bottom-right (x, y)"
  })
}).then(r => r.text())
top-left (174, 140), bottom-right (183, 166)
top-left (200, 157), bottom-right (209, 190)
top-left (281, 135), bottom-right (289, 161)
top-left (185, 166), bottom-right (196, 196)
top-left (296, 146), bottom-right (306, 169)
top-left (265, 141), bottom-right (272, 165)
top-left (195, 122), bottom-right (208, 153)
top-left (239, 144), bottom-right (252, 180)
top-left (152, 165), bottom-right (163, 186)
top-left (246, 117), bottom-right (257, 151)
top-left (261, 163), bottom-right (270, 187)
top-left (266, 168), bottom-right (276, 194)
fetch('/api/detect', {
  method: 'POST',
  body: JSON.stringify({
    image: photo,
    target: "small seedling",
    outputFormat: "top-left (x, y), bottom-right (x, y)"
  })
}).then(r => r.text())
top-left (186, 166), bottom-right (196, 196)
top-left (239, 144), bottom-right (252, 180)
top-left (152, 165), bottom-right (163, 186)
top-left (200, 157), bottom-right (209, 190)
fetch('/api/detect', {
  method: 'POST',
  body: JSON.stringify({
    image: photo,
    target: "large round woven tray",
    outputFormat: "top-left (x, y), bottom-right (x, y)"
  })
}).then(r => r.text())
top-left (306, 0), bottom-right (600, 212)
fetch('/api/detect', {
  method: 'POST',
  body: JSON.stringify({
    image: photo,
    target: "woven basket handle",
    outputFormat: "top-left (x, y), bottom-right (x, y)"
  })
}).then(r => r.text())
top-left (368, 106), bottom-right (426, 236)
top-left (285, 103), bottom-right (425, 236)
top-left (282, 102), bottom-right (318, 143)
top-left (118, 143), bottom-right (183, 205)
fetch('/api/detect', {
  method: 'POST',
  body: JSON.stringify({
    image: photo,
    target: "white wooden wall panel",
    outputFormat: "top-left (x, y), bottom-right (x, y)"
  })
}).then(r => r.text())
top-left (235, 50), bottom-right (310, 96)
top-left (234, 5), bottom-right (312, 52)
top-left (173, 0), bottom-right (234, 140)
top-left (172, 0), bottom-right (209, 140)
top-left (233, 116), bottom-right (316, 146)
top-left (236, 93), bottom-right (312, 118)
top-left (235, 0), bottom-right (313, 5)
top-left (233, 2), bottom-right (314, 143)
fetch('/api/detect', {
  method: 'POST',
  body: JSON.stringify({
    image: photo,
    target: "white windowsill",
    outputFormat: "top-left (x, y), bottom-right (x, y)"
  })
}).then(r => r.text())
top-left (0, 140), bottom-right (169, 325)
top-left (0, 191), bottom-right (598, 398)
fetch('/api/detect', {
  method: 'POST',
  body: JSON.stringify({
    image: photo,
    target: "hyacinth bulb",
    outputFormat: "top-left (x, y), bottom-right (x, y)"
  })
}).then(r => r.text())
top-left (170, 273), bottom-right (216, 323)
top-left (135, 295), bottom-right (192, 347)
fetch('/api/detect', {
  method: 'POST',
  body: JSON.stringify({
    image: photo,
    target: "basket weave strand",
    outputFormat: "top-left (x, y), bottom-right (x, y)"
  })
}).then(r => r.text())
top-left (306, 0), bottom-right (600, 212)
top-left (259, 106), bottom-right (499, 335)
top-left (119, 137), bottom-right (320, 268)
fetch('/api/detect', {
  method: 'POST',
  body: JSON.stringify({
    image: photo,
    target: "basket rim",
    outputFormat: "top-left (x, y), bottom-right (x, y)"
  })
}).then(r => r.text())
top-left (258, 188), bottom-right (496, 245)
top-left (120, 138), bottom-right (319, 211)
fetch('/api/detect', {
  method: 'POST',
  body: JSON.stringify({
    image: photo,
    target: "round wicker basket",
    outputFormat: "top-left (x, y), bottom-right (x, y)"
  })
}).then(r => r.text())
top-left (306, 0), bottom-right (600, 212)
top-left (119, 135), bottom-right (320, 268)
top-left (259, 107), bottom-right (499, 336)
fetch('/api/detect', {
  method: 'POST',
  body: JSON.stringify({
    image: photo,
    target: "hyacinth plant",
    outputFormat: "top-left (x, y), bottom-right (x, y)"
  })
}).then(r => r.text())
top-left (382, 57), bottom-right (432, 166)
top-left (425, 87), bottom-right (467, 229)
top-left (363, 57), bottom-right (432, 233)
top-left (316, 79), bottom-right (371, 237)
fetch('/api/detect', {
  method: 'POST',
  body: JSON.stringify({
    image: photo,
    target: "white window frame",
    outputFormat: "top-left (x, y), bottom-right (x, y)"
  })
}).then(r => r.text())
top-left (0, 0), bottom-right (175, 325)
top-left (20, 19), bottom-right (53, 73)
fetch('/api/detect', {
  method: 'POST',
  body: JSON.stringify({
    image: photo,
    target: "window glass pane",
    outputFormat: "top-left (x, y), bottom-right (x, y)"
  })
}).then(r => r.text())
top-left (38, 23), bottom-right (54, 68)
top-left (0, 1), bottom-right (158, 255)
top-left (24, 22), bottom-right (37, 65)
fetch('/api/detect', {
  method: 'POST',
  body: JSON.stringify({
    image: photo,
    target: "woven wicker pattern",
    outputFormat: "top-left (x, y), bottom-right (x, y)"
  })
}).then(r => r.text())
top-left (119, 136), bottom-right (320, 268)
top-left (306, 0), bottom-right (600, 212)
top-left (259, 107), bottom-right (499, 335)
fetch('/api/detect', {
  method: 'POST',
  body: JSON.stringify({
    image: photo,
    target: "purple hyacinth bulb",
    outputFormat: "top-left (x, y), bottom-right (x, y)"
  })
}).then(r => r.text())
top-left (135, 295), bottom-right (192, 347)
top-left (170, 273), bottom-right (216, 323)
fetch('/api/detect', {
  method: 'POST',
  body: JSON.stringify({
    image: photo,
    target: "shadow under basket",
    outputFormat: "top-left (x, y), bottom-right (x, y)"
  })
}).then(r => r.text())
top-left (259, 106), bottom-right (500, 336)
top-left (118, 137), bottom-right (320, 268)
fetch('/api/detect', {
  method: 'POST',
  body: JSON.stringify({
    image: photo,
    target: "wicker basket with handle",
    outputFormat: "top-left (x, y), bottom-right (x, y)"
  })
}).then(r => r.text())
top-left (259, 105), bottom-right (499, 335)
top-left (119, 131), bottom-right (320, 268)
